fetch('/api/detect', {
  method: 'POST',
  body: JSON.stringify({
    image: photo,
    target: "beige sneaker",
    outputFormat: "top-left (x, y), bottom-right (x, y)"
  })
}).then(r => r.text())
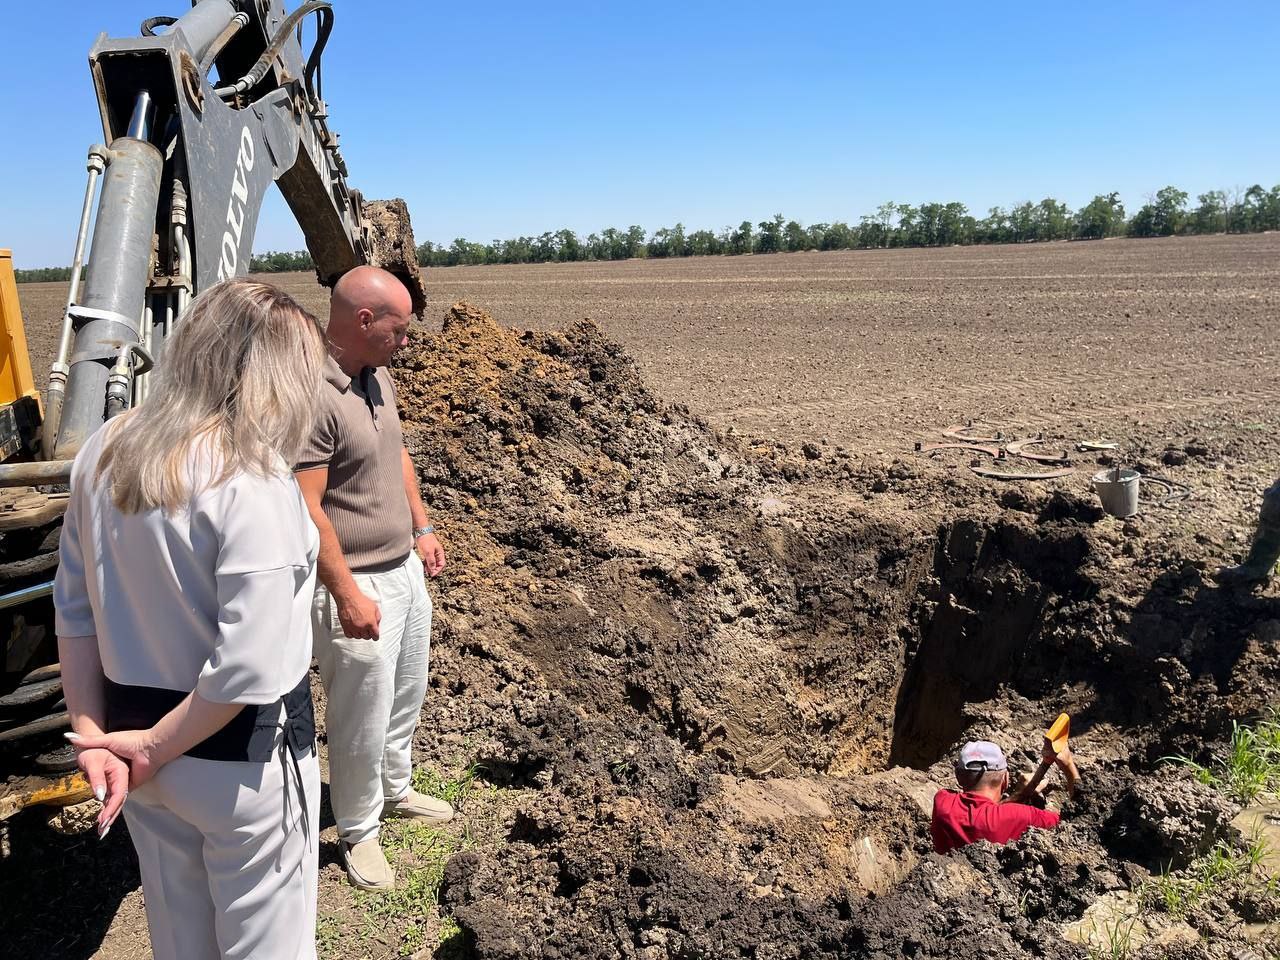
top-left (342, 838), bottom-right (395, 892)
top-left (383, 788), bottom-right (454, 824)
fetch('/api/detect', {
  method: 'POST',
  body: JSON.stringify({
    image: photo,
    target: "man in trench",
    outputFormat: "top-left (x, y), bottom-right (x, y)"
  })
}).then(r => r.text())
top-left (296, 266), bottom-right (450, 893)
top-left (931, 739), bottom-right (1081, 855)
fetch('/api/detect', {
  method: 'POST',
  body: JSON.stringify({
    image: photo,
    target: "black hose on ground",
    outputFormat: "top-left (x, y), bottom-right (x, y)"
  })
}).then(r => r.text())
top-left (1139, 474), bottom-right (1195, 507)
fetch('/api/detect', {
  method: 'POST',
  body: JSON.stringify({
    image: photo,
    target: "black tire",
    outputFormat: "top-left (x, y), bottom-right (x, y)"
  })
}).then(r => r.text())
top-left (0, 677), bottom-right (63, 715)
top-left (34, 744), bottom-right (79, 774)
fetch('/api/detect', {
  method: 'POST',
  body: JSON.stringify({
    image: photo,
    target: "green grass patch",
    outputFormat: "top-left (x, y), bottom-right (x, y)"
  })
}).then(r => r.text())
top-left (436, 916), bottom-right (467, 959)
top-left (1142, 836), bottom-right (1272, 919)
top-left (316, 756), bottom-right (513, 959)
top-left (1164, 710), bottom-right (1280, 805)
top-left (355, 819), bottom-right (470, 955)
top-left (413, 760), bottom-right (486, 811)
top-left (315, 913), bottom-right (342, 956)
top-left (1120, 714), bottom-right (1280, 951)
top-left (1084, 914), bottom-right (1138, 960)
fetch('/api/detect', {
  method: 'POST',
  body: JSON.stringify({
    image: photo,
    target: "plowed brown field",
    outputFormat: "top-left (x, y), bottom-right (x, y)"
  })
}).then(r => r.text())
top-left (406, 233), bottom-right (1280, 451)
top-left (16, 233), bottom-right (1280, 455)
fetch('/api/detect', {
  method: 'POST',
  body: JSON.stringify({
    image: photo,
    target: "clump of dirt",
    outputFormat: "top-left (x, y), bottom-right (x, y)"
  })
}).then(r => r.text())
top-left (363, 197), bottom-right (429, 314)
top-left (390, 302), bottom-right (1280, 959)
top-left (1103, 777), bottom-right (1241, 871)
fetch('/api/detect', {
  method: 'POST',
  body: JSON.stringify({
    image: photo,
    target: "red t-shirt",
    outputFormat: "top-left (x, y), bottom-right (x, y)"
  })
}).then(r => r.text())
top-left (930, 789), bottom-right (1060, 854)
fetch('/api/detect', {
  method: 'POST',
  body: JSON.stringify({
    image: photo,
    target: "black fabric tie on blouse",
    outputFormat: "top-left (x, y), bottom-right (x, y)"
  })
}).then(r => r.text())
top-left (103, 673), bottom-right (315, 764)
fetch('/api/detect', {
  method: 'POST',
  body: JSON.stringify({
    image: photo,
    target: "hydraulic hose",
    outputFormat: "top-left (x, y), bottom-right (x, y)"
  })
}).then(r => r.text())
top-left (44, 145), bottom-right (108, 460)
top-left (213, 1), bottom-right (333, 101)
top-left (302, 2), bottom-right (333, 100)
top-left (197, 12), bottom-right (250, 78)
top-left (140, 16), bottom-right (178, 37)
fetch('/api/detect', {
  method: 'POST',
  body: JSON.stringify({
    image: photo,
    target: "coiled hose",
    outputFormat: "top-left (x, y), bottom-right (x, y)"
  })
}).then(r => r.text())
top-left (140, 15), bottom-right (178, 36)
top-left (213, 1), bottom-right (333, 101)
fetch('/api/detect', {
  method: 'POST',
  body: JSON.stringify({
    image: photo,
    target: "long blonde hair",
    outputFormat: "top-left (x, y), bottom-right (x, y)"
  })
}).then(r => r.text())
top-left (98, 278), bottom-right (326, 513)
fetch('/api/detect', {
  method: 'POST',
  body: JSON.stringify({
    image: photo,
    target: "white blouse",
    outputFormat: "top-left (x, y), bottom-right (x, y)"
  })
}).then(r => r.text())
top-left (54, 425), bottom-right (319, 706)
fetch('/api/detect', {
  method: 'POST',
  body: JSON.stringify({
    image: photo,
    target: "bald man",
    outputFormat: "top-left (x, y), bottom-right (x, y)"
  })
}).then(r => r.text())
top-left (296, 266), bottom-right (449, 893)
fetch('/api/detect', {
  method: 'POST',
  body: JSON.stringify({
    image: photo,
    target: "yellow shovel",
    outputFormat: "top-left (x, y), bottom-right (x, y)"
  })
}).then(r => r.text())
top-left (1047, 713), bottom-right (1070, 754)
top-left (1018, 713), bottom-right (1070, 798)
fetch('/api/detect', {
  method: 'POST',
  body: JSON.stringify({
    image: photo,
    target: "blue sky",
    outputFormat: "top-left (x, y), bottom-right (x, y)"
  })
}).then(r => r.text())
top-left (1, 1), bottom-right (1277, 267)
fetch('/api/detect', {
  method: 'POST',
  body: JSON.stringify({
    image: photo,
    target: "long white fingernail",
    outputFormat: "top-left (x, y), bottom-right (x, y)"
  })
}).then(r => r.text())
top-left (94, 785), bottom-right (106, 802)
top-left (98, 822), bottom-right (111, 840)
top-left (64, 732), bottom-right (82, 742)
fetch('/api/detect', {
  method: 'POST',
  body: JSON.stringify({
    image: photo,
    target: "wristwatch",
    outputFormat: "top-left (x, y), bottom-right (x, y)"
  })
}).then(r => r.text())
top-left (413, 525), bottom-right (435, 538)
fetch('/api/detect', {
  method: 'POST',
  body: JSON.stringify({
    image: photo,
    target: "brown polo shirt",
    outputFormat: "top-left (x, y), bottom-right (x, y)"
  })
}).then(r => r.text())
top-left (296, 355), bottom-right (412, 572)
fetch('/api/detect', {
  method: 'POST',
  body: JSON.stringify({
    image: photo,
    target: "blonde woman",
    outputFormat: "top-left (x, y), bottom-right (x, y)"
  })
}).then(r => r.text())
top-left (54, 278), bottom-right (326, 960)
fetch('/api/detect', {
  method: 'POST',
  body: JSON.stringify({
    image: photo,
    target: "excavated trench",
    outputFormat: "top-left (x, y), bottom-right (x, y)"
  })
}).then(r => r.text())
top-left (484, 505), bottom-right (1106, 789)
top-left (429, 494), bottom-right (1207, 960)
top-left (888, 518), bottom-right (1095, 770)
top-left (390, 304), bottom-right (1270, 959)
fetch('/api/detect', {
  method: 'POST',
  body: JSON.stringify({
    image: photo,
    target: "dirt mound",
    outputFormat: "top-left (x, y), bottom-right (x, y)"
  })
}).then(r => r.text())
top-left (390, 303), bottom-right (1280, 959)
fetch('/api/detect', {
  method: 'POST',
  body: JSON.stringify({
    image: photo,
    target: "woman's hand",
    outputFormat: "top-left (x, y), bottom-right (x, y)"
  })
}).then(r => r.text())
top-left (67, 729), bottom-right (163, 837)
top-left (73, 745), bottom-right (131, 838)
top-left (67, 729), bottom-right (163, 789)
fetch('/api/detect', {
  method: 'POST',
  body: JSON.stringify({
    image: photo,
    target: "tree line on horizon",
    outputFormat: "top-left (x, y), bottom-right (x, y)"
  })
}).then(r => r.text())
top-left (14, 184), bottom-right (1280, 281)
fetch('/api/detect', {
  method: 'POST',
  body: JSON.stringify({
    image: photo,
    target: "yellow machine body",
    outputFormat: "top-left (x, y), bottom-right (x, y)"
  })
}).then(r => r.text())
top-left (0, 251), bottom-right (39, 409)
top-left (0, 251), bottom-right (42, 462)
top-left (0, 249), bottom-right (77, 828)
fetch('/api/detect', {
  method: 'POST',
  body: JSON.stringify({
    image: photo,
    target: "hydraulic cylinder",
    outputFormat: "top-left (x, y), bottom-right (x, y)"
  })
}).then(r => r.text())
top-left (53, 97), bottom-right (162, 458)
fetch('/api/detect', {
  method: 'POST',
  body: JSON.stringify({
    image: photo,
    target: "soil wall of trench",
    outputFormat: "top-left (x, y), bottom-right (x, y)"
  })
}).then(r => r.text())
top-left (390, 304), bottom-right (1280, 959)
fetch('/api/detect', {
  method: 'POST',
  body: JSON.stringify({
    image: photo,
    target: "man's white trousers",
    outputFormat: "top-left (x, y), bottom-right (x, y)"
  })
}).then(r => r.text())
top-left (313, 550), bottom-right (432, 845)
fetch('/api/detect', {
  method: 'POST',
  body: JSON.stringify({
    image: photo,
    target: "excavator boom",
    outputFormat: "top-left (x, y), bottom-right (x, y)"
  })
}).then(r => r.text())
top-left (0, 0), bottom-right (427, 824)
top-left (45, 0), bottom-right (426, 460)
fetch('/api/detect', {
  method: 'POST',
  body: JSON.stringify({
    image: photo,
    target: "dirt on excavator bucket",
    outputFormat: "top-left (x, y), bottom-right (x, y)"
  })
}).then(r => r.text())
top-left (363, 198), bottom-right (428, 316)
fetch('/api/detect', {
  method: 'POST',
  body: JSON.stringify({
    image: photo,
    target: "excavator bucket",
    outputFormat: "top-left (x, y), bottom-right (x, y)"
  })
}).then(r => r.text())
top-left (362, 198), bottom-right (428, 317)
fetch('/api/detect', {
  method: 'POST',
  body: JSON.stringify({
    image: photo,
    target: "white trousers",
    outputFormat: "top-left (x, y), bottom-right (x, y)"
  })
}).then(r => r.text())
top-left (313, 551), bottom-right (432, 844)
top-left (123, 742), bottom-right (319, 960)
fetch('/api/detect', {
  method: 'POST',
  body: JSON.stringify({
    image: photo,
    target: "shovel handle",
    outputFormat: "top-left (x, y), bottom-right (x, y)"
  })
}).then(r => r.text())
top-left (1004, 758), bottom-right (1054, 804)
top-left (1023, 758), bottom-right (1054, 796)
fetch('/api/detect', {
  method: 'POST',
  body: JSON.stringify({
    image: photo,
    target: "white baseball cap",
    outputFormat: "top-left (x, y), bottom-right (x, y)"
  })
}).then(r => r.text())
top-left (957, 741), bottom-right (1007, 773)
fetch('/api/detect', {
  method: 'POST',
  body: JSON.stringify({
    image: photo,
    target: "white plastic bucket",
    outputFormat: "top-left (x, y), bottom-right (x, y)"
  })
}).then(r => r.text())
top-left (1092, 468), bottom-right (1140, 519)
